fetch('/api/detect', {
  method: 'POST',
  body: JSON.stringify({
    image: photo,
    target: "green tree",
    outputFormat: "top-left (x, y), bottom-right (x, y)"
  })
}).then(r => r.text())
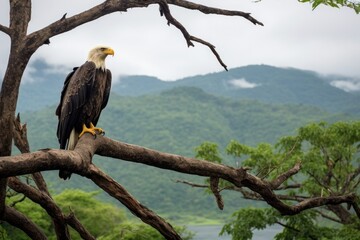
top-left (195, 121), bottom-right (360, 239)
top-left (5, 189), bottom-right (126, 240)
top-left (299, 0), bottom-right (360, 13)
top-left (5, 189), bottom-right (194, 240)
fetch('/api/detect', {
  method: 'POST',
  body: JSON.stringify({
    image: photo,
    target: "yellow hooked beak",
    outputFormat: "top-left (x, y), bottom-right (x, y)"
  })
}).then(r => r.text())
top-left (104, 48), bottom-right (115, 56)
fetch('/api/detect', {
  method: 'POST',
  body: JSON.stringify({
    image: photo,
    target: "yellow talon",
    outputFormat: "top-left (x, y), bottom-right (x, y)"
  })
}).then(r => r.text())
top-left (78, 122), bottom-right (104, 138)
top-left (89, 122), bottom-right (104, 135)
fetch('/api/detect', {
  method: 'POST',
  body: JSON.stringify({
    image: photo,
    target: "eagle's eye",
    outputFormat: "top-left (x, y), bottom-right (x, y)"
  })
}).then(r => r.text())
top-left (100, 47), bottom-right (106, 51)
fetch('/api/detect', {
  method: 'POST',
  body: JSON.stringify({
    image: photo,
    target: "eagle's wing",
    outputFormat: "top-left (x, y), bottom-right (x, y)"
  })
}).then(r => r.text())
top-left (101, 69), bottom-right (112, 110)
top-left (56, 61), bottom-right (96, 149)
top-left (92, 69), bottom-right (112, 127)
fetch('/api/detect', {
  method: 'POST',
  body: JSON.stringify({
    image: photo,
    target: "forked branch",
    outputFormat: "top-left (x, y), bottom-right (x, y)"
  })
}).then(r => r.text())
top-left (0, 134), bottom-right (357, 218)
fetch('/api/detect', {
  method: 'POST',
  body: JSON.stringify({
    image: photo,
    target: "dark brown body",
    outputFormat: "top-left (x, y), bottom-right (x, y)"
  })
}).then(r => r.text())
top-left (55, 61), bottom-right (111, 179)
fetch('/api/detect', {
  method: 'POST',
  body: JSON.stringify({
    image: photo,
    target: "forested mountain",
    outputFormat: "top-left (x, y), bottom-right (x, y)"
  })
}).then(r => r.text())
top-left (20, 86), bottom-right (354, 219)
top-left (17, 60), bottom-right (360, 115)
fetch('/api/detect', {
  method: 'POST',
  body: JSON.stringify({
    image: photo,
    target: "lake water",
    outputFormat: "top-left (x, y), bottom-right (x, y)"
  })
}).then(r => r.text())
top-left (187, 225), bottom-right (283, 240)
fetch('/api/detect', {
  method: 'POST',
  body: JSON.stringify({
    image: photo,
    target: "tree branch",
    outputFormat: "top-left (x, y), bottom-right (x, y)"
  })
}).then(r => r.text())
top-left (189, 36), bottom-right (228, 70)
top-left (87, 164), bottom-right (181, 240)
top-left (65, 212), bottom-right (96, 240)
top-left (13, 113), bottom-right (50, 194)
top-left (0, 134), bottom-right (356, 218)
top-left (157, 1), bottom-right (228, 70)
top-left (210, 177), bottom-right (224, 210)
top-left (8, 177), bottom-right (71, 240)
top-left (0, 24), bottom-right (11, 36)
top-left (3, 206), bottom-right (47, 240)
top-left (270, 162), bottom-right (301, 189)
top-left (314, 209), bottom-right (342, 223)
top-left (167, 0), bottom-right (264, 26)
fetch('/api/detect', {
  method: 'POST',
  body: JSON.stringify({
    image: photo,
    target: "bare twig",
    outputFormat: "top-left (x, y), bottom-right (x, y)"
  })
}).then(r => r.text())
top-left (0, 24), bottom-right (11, 36)
top-left (174, 179), bottom-right (208, 188)
top-left (190, 36), bottom-right (228, 70)
top-left (157, 0), bottom-right (228, 70)
top-left (167, 0), bottom-right (264, 26)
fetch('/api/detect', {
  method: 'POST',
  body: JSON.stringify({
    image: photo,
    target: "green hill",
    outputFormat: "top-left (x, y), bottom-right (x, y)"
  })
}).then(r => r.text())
top-left (17, 60), bottom-right (360, 115)
top-left (21, 87), bottom-right (353, 219)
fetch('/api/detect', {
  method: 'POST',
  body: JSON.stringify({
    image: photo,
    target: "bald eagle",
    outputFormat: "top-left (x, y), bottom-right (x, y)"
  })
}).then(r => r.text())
top-left (56, 46), bottom-right (114, 180)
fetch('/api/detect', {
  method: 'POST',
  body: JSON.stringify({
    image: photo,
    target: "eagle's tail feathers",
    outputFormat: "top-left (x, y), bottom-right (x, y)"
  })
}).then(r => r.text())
top-left (59, 128), bottom-right (78, 180)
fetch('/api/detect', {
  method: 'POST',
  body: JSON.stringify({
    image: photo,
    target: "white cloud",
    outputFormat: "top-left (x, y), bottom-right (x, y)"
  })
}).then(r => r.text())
top-left (1, 0), bottom-right (360, 81)
top-left (330, 79), bottom-right (360, 92)
top-left (228, 78), bottom-right (260, 89)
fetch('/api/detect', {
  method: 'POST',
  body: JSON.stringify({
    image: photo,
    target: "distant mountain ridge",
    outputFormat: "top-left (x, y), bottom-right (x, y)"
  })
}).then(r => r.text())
top-left (23, 86), bottom-right (353, 217)
top-left (17, 60), bottom-right (360, 115)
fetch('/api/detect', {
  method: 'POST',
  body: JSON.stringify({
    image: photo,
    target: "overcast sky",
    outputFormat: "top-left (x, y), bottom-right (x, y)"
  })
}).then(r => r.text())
top-left (0, 0), bottom-right (359, 81)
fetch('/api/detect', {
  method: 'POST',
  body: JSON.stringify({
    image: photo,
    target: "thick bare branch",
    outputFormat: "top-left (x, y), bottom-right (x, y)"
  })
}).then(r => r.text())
top-left (0, 134), bottom-right (356, 217)
top-left (8, 177), bottom-right (71, 240)
top-left (65, 212), bottom-right (96, 240)
top-left (3, 206), bottom-right (47, 240)
top-left (87, 164), bottom-right (181, 240)
top-left (210, 177), bottom-right (224, 210)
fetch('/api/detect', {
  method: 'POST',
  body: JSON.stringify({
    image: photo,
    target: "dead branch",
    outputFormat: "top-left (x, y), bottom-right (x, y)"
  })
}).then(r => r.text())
top-left (167, 0), bottom-right (264, 26)
top-left (10, 114), bottom-right (93, 239)
top-left (157, 1), bottom-right (228, 70)
top-left (190, 36), bottom-right (228, 70)
top-left (87, 164), bottom-right (181, 240)
top-left (210, 177), bottom-right (224, 210)
top-left (3, 206), bottom-right (47, 240)
top-left (65, 212), bottom-right (96, 240)
top-left (8, 177), bottom-right (71, 240)
top-left (13, 113), bottom-right (51, 194)
top-left (0, 24), bottom-right (11, 36)
top-left (0, 134), bottom-right (357, 218)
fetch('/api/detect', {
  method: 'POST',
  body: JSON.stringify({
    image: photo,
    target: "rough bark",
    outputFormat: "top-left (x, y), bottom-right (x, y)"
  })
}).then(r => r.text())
top-left (0, 134), bottom-right (357, 218)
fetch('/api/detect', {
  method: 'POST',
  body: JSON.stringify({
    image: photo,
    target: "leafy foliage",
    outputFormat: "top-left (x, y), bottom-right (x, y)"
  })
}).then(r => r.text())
top-left (299, 0), bottom-right (360, 14)
top-left (4, 189), bottom-right (193, 240)
top-left (196, 121), bottom-right (360, 239)
top-left (98, 222), bottom-right (194, 240)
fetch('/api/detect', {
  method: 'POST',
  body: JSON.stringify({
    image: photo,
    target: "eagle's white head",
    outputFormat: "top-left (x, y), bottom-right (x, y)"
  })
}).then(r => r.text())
top-left (87, 46), bottom-right (115, 71)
